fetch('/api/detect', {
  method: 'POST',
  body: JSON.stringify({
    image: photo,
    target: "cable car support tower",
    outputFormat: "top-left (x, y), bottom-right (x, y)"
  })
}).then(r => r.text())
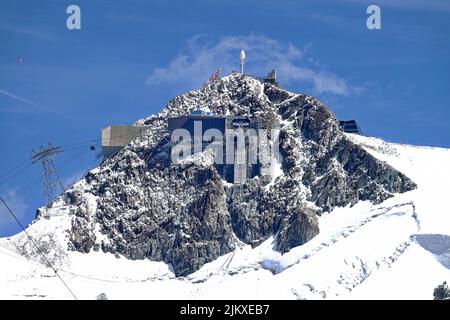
top-left (31, 144), bottom-right (65, 213)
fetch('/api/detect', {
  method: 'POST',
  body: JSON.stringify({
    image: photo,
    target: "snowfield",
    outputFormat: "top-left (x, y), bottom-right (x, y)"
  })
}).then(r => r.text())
top-left (0, 134), bottom-right (449, 299)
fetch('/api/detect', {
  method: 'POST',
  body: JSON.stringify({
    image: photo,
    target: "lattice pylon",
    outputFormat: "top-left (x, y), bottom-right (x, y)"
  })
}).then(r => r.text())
top-left (31, 144), bottom-right (65, 212)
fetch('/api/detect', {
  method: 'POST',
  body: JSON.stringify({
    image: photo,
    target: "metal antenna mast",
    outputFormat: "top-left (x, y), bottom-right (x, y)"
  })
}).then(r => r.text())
top-left (240, 49), bottom-right (246, 74)
top-left (31, 143), bottom-right (65, 210)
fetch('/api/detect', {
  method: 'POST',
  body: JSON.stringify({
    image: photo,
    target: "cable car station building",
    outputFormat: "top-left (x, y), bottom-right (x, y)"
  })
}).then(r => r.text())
top-left (168, 111), bottom-right (265, 184)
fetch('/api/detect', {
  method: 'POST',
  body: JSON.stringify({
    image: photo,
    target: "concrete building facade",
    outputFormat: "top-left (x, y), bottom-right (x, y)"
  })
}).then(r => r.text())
top-left (101, 125), bottom-right (151, 158)
top-left (168, 113), bottom-right (263, 184)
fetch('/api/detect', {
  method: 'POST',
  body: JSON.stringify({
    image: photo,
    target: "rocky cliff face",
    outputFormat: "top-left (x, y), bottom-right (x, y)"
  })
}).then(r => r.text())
top-left (56, 73), bottom-right (416, 276)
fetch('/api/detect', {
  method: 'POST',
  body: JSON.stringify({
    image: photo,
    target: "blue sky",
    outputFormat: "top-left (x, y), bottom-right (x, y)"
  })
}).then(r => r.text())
top-left (0, 0), bottom-right (449, 236)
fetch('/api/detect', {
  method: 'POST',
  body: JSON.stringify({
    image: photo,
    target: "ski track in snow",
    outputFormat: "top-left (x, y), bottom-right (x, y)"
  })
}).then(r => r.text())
top-left (264, 202), bottom-right (418, 275)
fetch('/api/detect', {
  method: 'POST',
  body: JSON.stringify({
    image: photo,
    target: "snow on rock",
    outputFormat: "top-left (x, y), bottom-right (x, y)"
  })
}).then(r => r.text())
top-left (0, 73), bottom-right (439, 299)
top-left (53, 72), bottom-right (414, 276)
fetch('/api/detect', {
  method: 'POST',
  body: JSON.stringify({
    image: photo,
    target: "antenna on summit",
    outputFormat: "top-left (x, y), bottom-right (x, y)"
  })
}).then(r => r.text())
top-left (240, 49), bottom-right (245, 74)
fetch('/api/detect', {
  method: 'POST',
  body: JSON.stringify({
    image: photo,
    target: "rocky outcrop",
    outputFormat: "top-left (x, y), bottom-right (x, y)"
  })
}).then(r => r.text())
top-left (68, 149), bottom-right (236, 276)
top-left (277, 206), bottom-right (319, 253)
top-left (59, 72), bottom-right (416, 276)
top-left (434, 281), bottom-right (450, 300)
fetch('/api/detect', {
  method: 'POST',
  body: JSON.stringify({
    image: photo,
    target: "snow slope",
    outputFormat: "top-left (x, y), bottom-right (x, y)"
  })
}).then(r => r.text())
top-left (0, 134), bottom-right (449, 299)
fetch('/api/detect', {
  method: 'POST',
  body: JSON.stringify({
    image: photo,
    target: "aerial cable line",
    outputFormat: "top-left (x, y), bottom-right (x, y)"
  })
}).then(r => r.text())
top-left (0, 162), bottom-right (34, 186)
top-left (60, 143), bottom-right (100, 153)
top-left (18, 148), bottom-right (90, 194)
top-left (0, 195), bottom-right (78, 300)
top-left (0, 242), bottom-right (158, 284)
top-left (0, 158), bottom-right (30, 181)
top-left (60, 127), bottom-right (153, 149)
top-left (60, 139), bottom-right (101, 149)
top-left (0, 143), bottom-right (99, 187)
top-left (1, 127), bottom-right (145, 197)
top-left (0, 148), bottom-right (96, 218)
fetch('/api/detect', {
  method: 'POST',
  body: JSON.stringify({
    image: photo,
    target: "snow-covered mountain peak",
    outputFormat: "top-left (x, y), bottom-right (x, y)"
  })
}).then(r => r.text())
top-left (0, 73), bottom-right (421, 290)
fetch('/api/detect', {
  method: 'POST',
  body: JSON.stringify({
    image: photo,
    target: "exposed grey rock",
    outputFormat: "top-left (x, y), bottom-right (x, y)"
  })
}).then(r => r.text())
top-left (433, 281), bottom-right (450, 300)
top-left (96, 292), bottom-right (108, 300)
top-left (60, 73), bottom-right (416, 276)
top-left (277, 206), bottom-right (319, 253)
